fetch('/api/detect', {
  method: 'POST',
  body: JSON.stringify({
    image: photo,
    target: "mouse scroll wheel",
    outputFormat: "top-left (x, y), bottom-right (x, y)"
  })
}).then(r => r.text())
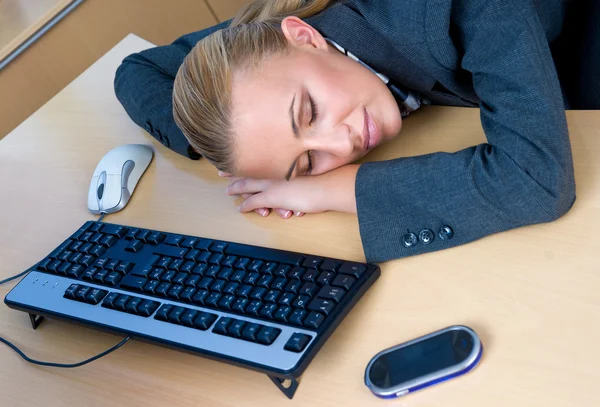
top-left (97, 183), bottom-right (105, 200)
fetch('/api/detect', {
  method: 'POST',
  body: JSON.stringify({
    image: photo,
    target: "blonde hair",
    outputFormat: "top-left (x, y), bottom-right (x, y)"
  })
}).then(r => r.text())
top-left (172, 0), bottom-right (333, 172)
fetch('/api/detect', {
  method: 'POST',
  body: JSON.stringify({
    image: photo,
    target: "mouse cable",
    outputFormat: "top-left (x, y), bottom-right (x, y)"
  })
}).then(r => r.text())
top-left (0, 335), bottom-right (131, 368)
top-left (1, 211), bottom-right (132, 368)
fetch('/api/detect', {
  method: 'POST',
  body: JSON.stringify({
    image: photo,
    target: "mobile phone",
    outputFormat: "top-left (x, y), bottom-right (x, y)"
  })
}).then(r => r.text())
top-left (364, 325), bottom-right (483, 398)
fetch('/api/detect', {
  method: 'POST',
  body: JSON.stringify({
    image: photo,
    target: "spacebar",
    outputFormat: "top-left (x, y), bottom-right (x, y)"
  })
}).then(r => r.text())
top-left (225, 243), bottom-right (304, 265)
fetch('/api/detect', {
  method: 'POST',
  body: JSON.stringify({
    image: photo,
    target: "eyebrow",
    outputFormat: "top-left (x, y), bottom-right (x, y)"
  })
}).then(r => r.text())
top-left (285, 93), bottom-right (301, 181)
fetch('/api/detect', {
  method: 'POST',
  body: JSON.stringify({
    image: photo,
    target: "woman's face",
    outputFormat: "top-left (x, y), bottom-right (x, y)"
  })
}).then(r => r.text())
top-left (230, 17), bottom-right (402, 179)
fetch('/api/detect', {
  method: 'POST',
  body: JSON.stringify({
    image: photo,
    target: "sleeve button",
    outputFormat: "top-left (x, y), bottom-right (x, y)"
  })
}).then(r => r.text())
top-left (402, 232), bottom-right (418, 248)
top-left (438, 226), bottom-right (454, 240)
top-left (418, 229), bottom-right (434, 245)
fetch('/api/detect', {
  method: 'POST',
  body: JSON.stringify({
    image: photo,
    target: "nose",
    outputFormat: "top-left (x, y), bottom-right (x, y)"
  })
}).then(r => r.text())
top-left (311, 124), bottom-right (357, 158)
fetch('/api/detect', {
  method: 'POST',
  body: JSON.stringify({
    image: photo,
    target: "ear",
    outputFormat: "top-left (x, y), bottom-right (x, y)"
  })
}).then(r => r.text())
top-left (281, 16), bottom-right (328, 50)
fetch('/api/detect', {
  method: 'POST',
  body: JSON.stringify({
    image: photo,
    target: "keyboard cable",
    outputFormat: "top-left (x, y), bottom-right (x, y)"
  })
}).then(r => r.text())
top-left (0, 211), bottom-right (132, 368)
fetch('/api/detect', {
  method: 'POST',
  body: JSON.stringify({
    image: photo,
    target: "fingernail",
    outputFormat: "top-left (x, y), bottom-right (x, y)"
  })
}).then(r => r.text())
top-left (284, 210), bottom-right (292, 218)
top-left (259, 209), bottom-right (268, 217)
top-left (218, 171), bottom-right (224, 177)
top-left (295, 211), bottom-right (302, 217)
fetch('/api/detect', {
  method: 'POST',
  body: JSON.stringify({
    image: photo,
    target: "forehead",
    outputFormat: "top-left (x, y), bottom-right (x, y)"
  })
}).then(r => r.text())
top-left (230, 55), bottom-right (302, 178)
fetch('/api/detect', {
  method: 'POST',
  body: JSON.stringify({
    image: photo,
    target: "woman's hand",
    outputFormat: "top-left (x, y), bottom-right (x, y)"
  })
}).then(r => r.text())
top-left (225, 164), bottom-right (359, 216)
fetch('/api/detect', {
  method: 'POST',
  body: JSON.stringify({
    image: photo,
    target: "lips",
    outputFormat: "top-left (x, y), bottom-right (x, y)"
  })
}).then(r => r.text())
top-left (363, 108), bottom-right (380, 151)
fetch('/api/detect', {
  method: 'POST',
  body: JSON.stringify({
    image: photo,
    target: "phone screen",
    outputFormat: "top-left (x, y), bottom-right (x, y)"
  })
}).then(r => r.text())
top-left (368, 329), bottom-right (474, 388)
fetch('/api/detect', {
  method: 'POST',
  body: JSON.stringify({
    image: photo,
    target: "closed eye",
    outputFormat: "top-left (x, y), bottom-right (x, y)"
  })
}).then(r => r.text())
top-left (309, 94), bottom-right (318, 125)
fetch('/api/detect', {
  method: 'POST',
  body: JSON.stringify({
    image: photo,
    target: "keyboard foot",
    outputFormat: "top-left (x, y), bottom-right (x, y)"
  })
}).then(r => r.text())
top-left (29, 313), bottom-right (44, 330)
top-left (268, 376), bottom-right (300, 399)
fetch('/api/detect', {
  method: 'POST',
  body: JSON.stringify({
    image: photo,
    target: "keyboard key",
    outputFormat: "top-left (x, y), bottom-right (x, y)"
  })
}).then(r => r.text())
top-left (158, 257), bottom-right (172, 269)
top-left (161, 270), bottom-right (176, 282)
top-left (48, 260), bottom-right (62, 273)
top-left (114, 295), bottom-right (130, 311)
top-left (248, 259), bottom-right (264, 273)
top-left (272, 278), bottom-right (287, 291)
top-left (38, 258), bottom-right (52, 271)
top-left (205, 292), bottom-right (222, 308)
top-left (69, 252), bottom-right (83, 265)
top-left (217, 267), bottom-right (233, 280)
top-left (257, 326), bottom-right (281, 345)
top-left (147, 231), bottom-right (166, 245)
top-left (197, 251), bottom-right (211, 263)
top-left (184, 248), bottom-right (200, 261)
top-left (104, 271), bottom-right (122, 286)
top-left (168, 259), bottom-right (184, 271)
top-left (302, 256), bottom-right (323, 269)
top-left (58, 250), bottom-right (72, 261)
top-left (205, 265), bottom-right (220, 278)
top-left (125, 239), bottom-right (144, 253)
top-left (320, 259), bottom-right (341, 272)
top-left (115, 261), bottom-right (134, 274)
top-left (263, 262), bottom-right (278, 275)
top-left (332, 274), bottom-right (356, 291)
top-left (257, 275), bottom-right (273, 288)
top-left (155, 304), bottom-right (173, 321)
top-left (89, 233), bottom-right (103, 244)
top-left (124, 228), bottom-right (139, 240)
top-left (210, 242), bottom-right (228, 253)
top-left (192, 290), bottom-right (209, 305)
top-left (231, 270), bottom-right (246, 283)
top-left (317, 286), bottom-right (346, 303)
top-left (181, 237), bottom-right (200, 248)
top-left (100, 235), bottom-right (118, 248)
top-left (164, 234), bottom-right (184, 246)
top-left (246, 300), bottom-right (262, 316)
top-left (105, 259), bottom-right (120, 271)
top-left (181, 309), bottom-right (198, 327)
top-left (193, 312), bottom-right (217, 330)
top-left (249, 287), bottom-right (267, 301)
top-left (210, 279), bottom-right (227, 293)
top-left (302, 268), bottom-right (319, 283)
top-left (308, 298), bottom-right (335, 316)
top-left (63, 284), bottom-right (79, 300)
top-left (317, 271), bottom-right (334, 286)
top-left (289, 309), bottom-right (307, 326)
top-left (79, 242), bottom-right (94, 254)
top-left (126, 297), bottom-right (143, 314)
top-left (232, 298), bottom-right (249, 313)
top-left (185, 274), bottom-right (201, 287)
top-left (132, 265), bottom-right (152, 278)
top-left (168, 306), bottom-right (186, 324)
top-left (89, 223), bottom-right (103, 233)
top-left (285, 280), bottom-right (301, 294)
top-left (93, 257), bottom-right (110, 269)
top-left (284, 333), bottom-right (312, 352)
top-left (57, 261), bottom-right (71, 275)
top-left (278, 293), bottom-right (296, 306)
top-left (223, 282), bottom-right (240, 295)
top-left (82, 268), bottom-right (96, 281)
top-left (213, 317), bottom-right (233, 335)
top-left (274, 265), bottom-right (290, 277)
top-left (173, 272), bottom-right (188, 285)
top-left (264, 290), bottom-right (280, 303)
top-left (119, 275), bottom-right (147, 292)
top-left (234, 258), bottom-right (250, 270)
top-left (209, 253), bottom-right (224, 265)
top-left (304, 311), bottom-right (325, 329)
top-left (138, 300), bottom-right (159, 317)
top-left (143, 280), bottom-right (159, 294)
top-left (260, 303), bottom-right (277, 320)
top-left (69, 241), bottom-right (83, 252)
top-left (101, 224), bottom-right (128, 238)
top-left (197, 277), bottom-right (213, 290)
top-left (153, 244), bottom-right (188, 259)
top-left (218, 294), bottom-right (235, 310)
top-left (299, 283), bottom-right (318, 297)
top-left (339, 263), bottom-right (366, 278)
top-left (149, 269), bottom-right (163, 280)
top-left (274, 306), bottom-right (292, 322)
top-left (155, 282), bottom-right (171, 297)
top-left (67, 264), bottom-right (85, 278)
top-left (180, 261), bottom-right (196, 273)
top-left (194, 239), bottom-right (212, 250)
top-left (192, 263), bottom-right (207, 275)
top-left (90, 245), bottom-right (106, 257)
top-left (85, 288), bottom-right (108, 305)
top-left (137, 230), bottom-right (150, 242)
top-left (288, 267), bottom-right (305, 280)
top-left (167, 284), bottom-right (184, 299)
top-left (237, 285), bottom-right (253, 298)
top-left (101, 292), bottom-right (119, 309)
top-left (180, 287), bottom-right (196, 302)
top-left (228, 320), bottom-right (247, 338)
top-left (222, 255), bottom-right (237, 268)
top-left (226, 244), bottom-right (303, 266)
top-left (242, 323), bottom-right (262, 342)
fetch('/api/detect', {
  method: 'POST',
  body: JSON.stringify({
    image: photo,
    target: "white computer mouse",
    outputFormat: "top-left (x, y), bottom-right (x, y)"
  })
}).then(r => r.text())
top-left (88, 144), bottom-right (153, 214)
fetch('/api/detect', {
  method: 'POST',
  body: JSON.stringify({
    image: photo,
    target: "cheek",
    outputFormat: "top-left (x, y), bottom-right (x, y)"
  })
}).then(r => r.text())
top-left (313, 153), bottom-right (357, 175)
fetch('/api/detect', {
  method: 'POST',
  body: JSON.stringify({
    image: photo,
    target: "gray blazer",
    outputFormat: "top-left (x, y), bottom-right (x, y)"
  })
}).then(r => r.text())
top-left (114, 0), bottom-right (576, 263)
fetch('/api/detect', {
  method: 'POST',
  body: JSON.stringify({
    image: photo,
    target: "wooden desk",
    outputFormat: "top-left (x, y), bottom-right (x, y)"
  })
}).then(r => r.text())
top-left (1, 34), bottom-right (599, 407)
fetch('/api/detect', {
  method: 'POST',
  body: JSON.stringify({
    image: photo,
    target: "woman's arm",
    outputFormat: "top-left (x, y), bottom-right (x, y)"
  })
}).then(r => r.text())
top-left (114, 21), bottom-right (230, 159)
top-left (355, 0), bottom-right (576, 263)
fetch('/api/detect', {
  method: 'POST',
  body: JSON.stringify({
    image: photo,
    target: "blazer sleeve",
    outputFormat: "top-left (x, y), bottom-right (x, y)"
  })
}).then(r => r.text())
top-left (113, 21), bottom-right (230, 159)
top-left (355, 0), bottom-right (576, 263)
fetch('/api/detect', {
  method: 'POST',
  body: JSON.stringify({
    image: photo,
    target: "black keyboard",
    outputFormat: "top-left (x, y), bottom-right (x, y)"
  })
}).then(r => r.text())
top-left (4, 221), bottom-right (380, 397)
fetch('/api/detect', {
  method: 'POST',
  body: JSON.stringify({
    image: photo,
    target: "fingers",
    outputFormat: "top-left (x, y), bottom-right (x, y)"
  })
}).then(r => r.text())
top-left (275, 208), bottom-right (293, 219)
top-left (218, 171), bottom-right (233, 177)
top-left (241, 193), bottom-right (270, 217)
top-left (227, 179), bottom-right (272, 196)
